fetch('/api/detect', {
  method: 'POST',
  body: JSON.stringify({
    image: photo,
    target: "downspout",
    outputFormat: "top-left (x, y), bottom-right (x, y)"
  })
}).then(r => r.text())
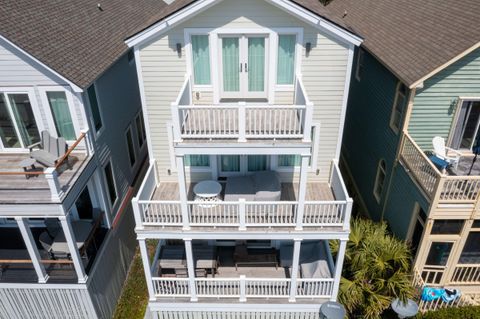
top-left (380, 86), bottom-right (417, 220)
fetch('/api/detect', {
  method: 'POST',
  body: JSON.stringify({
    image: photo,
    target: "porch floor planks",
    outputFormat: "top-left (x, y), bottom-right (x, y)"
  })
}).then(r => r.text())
top-left (152, 182), bottom-right (335, 202)
top-left (0, 153), bottom-right (90, 204)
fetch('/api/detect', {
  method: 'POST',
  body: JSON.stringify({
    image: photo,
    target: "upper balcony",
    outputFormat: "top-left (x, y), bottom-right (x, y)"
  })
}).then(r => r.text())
top-left (0, 130), bottom-right (94, 212)
top-left (170, 74), bottom-right (313, 145)
top-left (400, 132), bottom-right (480, 213)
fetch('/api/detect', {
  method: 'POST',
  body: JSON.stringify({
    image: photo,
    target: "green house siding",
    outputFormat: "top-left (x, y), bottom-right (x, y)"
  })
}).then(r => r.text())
top-left (384, 165), bottom-right (429, 239)
top-left (341, 49), bottom-right (406, 221)
top-left (409, 48), bottom-right (480, 150)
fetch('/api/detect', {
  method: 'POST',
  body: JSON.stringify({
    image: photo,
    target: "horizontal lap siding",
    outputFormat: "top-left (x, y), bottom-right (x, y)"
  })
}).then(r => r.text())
top-left (140, 0), bottom-right (349, 182)
top-left (409, 48), bottom-right (480, 150)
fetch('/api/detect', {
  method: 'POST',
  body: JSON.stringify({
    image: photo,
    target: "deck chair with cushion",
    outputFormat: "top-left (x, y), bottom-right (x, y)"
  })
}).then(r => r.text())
top-left (432, 136), bottom-right (462, 170)
top-left (28, 131), bottom-right (69, 168)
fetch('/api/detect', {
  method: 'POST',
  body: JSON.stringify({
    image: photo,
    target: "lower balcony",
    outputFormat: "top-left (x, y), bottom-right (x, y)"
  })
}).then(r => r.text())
top-left (145, 240), bottom-right (337, 302)
top-left (133, 160), bottom-right (352, 231)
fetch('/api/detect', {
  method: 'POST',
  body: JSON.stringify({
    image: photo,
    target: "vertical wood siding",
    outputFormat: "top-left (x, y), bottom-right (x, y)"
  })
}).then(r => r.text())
top-left (139, 0), bottom-right (350, 183)
top-left (408, 48), bottom-right (480, 149)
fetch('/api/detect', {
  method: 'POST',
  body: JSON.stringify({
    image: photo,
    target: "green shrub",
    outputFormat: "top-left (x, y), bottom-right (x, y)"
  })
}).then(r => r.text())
top-left (419, 305), bottom-right (480, 319)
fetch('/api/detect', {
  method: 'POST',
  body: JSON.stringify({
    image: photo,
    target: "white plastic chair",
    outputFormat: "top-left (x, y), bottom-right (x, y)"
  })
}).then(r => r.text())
top-left (432, 136), bottom-right (462, 170)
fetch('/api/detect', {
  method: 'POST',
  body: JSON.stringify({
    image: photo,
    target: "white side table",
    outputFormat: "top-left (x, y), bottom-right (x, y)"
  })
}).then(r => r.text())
top-left (193, 180), bottom-right (222, 207)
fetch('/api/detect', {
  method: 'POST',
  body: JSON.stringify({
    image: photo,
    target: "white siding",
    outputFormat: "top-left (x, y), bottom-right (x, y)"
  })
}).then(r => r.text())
top-left (140, 0), bottom-right (350, 182)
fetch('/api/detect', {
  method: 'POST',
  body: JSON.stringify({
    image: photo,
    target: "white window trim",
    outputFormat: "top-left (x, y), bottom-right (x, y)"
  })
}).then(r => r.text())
top-left (125, 124), bottom-right (136, 168)
top-left (38, 86), bottom-right (82, 142)
top-left (355, 48), bottom-right (364, 81)
top-left (447, 97), bottom-right (480, 149)
top-left (102, 159), bottom-right (119, 211)
top-left (389, 82), bottom-right (407, 134)
top-left (0, 87), bottom-right (45, 152)
top-left (373, 159), bottom-right (386, 203)
top-left (87, 82), bottom-right (105, 138)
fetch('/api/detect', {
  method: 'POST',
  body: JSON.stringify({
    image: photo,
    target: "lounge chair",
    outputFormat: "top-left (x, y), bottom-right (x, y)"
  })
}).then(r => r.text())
top-left (432, 136), bottom-right (462, 170)
top-left (28, 131), bottom-right (69, 168)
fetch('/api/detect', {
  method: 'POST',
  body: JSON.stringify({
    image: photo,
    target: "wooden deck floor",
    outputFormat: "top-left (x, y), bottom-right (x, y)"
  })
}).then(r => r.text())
top-left (0, 153), bottom-right (90, 204)
top-left (152, 182), bottom-right (335, 201)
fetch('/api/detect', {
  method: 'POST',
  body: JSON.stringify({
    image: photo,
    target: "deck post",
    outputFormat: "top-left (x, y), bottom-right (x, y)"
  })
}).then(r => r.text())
top-left (302, 103), bottom-right (313, 142)
top-left (343, 198), bottom-right (353, 231)
top-left (139, 239), bottom-right (156, 301)
top-left (331, 239), bottom-right (347, 301)
top-left (289, 239), bottom-right (302, 302)
top-left (80, 128), bottom-right (93, 157)
top-left (184, 239), bottom-right (198, 301)
top-left (238, 102), bottom-right (247, 142)
top-left (59, 216), bottom-right (88, 283)
top-left (45, 167), bottom-right (64, 202)
top-left (295, 155), bottom-right (310, 230)
top-left (15, 217), bottom-right (49, 283)
top-left (171, 103), bottom-right (183, 142)
top-left (239, 275), bottom-right (247, 302)
top-left (239, 198), bottom-right (247, 230)
top-left (176, 155), bottom-right (190, 230)
top-left (132, 198), bottom-right (144, 230)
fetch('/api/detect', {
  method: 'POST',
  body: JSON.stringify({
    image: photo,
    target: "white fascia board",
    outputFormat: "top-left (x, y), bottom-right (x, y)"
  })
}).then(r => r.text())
top-left (125, 0), bottom-right (362, 49)
top-left (173, 143), bottom-right (312, 156)
top-left (0, 34), bottom-right (83, 93)
top-left (149, 302), bottom-right (322, 312)
top-left (0, 204), bottom-right (64, 217)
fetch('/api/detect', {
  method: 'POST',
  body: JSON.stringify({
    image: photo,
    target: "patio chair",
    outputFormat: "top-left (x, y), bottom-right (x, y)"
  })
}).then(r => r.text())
top-left (432, 136), bottom-right (462, 170)
top-left (39, 231), bottom-right (54, 258)
top-left (28, 131), bottom-right (69, 168)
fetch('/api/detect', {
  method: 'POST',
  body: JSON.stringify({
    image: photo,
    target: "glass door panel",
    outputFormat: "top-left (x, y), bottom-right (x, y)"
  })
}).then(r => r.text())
top-left (8, 94), bottom-right (40, 147)
top-left (219, 155), bottom-right (241, 176)
top-left (47, 91), bottom-right (76, 140)
top-left (247, 155), bottom-right (267, 171)
top-left (452, 101), bottom-right (480, 149)
top-left (422, 241), bottom-right (454, 284)
top-left (247, 37), bottom-right (265, 93)
top-left (221, 37), bottom-right (240, 94)
top-left (0, 95), bottom-right (21, 148)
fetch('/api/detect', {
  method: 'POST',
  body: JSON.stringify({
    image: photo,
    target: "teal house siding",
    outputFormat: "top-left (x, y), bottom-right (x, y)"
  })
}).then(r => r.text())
top-left (341, 49), bottom-right (406, 221)
top-left (409, 48), bottom-right (480, 150)
top-left (384, 165), bottom-right (429, 239)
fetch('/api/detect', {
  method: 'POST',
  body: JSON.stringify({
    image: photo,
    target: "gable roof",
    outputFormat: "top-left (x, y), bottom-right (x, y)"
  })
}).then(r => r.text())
top-left (326, 0), bottom-right (480, 88)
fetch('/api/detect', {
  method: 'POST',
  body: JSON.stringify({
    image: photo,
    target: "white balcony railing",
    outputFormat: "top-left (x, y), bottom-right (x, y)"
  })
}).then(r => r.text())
top-left (133, 160), bottom-right (352, 231)
top-left (151, 276), bottom-right (333, 300)
top-left (171, 74), bottom-right (313, 142)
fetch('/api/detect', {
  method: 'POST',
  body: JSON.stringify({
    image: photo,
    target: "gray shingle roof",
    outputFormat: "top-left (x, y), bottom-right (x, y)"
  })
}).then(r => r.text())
top-left (326, 0), bottom-right (480, 87)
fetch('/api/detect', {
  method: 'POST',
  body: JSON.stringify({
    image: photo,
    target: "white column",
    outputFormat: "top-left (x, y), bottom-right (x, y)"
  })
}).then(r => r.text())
top-left (238, 102), bottom-right (246, 142)
top-left (176, 155), bottom-right (190, 230)
top-left (80, 128), bottom-right (93, 157)
top-left (295, 155), bottom-right (310, 230)
top-left (239, 275), bottom-right (247, 302)
top-left (59, 216), bottom-right (87, 283)
top-left (15, 217), bottom-right (49, 283)
top-left (184, 239), bottom-right (198, 301)
top-left (45, 168), bottom-right (64, 202)
top-left (289, 239), bottom-right (302, 302)
top-left (139, 239), bottom-right (156, 301)
top-left (238, 198), bottom-right (246, 231)
top-left (302, 103), bottom-right (313, 143)
top-left (170, 103), bottom-right (183, 142)
top-left (331, 239), bottom-right (347, 301)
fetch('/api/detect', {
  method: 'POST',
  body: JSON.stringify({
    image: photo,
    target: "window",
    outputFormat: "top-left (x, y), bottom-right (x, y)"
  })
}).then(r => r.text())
top-left (248, 155), bottom-right (268, 171)
top-left (278, 155), bottom-right (301, 167)
top-left (373, 159), bottom-right (386, 202)
top-left (104, 161), bottom-right (117, 206)
top-left (277, 35), bottom-right (296, 85)
top-left (409, 206), bottom-right (427, 258)
top-left (87, 84), bottom-right (103, 132)
top-left (125, 126), bottom-right (136, 166)
top-left (425, 242), bottom-right (453, 266)
top-left (220, 155), bottom-right (240, 172)
top-left (46, 91), bottom-right (76, 140)
top-left (450, 100), bottom-right (480, 150)
top-left (185, 155), bottom-right (210, 167)
top-left (191, 35), bottom-right (211, 85)
top-left (127, 50), bottom-right (135, 65)
top-left (431, 220), bottom-right (464, 234)
top-left (135, 112), bottom-right (146, 148)
top-left (458, 232), bottom-right (480, 264)
top-left (390, 82), bottom-right (407, 133)
top-left (355, 48), bottom-right (365, 81)
top-left (75, 186), bottom-right (94, 220)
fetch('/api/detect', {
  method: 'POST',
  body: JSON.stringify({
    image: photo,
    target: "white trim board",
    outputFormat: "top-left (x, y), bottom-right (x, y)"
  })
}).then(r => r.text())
top-left (125, 0), bottom-right (362, 48)
top-left (0, 35), bottom-right (83, 93)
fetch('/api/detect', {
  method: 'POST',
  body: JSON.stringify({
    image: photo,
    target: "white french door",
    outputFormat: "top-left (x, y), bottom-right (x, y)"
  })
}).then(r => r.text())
top-left (217, 155), bottom-right (269, 177)
top-left (219, 35), bottom-right (268, 99)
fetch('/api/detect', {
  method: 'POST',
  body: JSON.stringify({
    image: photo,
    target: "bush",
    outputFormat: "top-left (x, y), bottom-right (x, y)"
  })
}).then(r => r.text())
top-left (419, 306), bottom-right (480, 319)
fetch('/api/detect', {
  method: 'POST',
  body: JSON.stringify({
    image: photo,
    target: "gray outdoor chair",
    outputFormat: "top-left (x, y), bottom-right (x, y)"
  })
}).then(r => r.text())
top-left (39, 231), bottom-right (54, 257)
top-left (28, 131), bottom-right (69, 168)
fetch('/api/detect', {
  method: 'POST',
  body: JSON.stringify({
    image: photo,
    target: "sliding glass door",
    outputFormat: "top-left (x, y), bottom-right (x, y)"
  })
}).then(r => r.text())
top-left (451, 100), bottom-right (480, 150)
top-left (0, 92), bottom-right (40, 150)
top-left (219, 35), bottom-right (268, 99)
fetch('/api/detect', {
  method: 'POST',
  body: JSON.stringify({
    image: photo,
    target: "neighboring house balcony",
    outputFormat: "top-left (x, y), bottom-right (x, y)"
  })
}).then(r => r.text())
top-left (170, 74), bottom-right (313, 145)
top-left (0, 129), bottom-right (94, 214)
top-left (141, 239), bottom-right (343, 303)
top-left (133, 159), bottom-right (352, 232)
top-left (400, 132), bottom-right (480, 215)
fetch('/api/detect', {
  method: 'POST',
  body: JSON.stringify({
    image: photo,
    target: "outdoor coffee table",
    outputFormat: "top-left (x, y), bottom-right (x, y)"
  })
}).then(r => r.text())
top-left (19, 158), bottom-right (38, 179)
top-left (193, 180), bottom-right (222, 207)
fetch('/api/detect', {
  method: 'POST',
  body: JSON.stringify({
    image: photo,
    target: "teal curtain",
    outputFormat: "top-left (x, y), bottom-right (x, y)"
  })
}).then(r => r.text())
top-left (185, 155), bottom-right (210, 167)
top-left (248, 155), bottom-right (267, 171)
top-left (222, 38), bottom-right (240, 92)
top-left (191, 35), bottom-right (211, 85)
top-left (221, 155), bottom-right (240, 172)
top-left (278, 155), bottom-right (301, 167)
top-left (8, 94), bottom-right (40, 146)
top-left (47, 92), bottom-right (76, 140)
top-left (277, 35), bottom-right (296, 85)
top-left (248, 38), bottom-right (265, 92)
top-left (0, 94), bottom-right (20, 148)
